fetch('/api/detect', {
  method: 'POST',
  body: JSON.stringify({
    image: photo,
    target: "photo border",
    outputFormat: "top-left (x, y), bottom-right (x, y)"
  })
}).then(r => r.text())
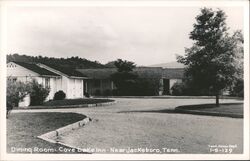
top-left (0, 0), bottom-right (249, 160)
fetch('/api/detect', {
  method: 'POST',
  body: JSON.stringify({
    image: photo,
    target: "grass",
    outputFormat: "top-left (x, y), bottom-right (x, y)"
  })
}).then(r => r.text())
top-left (18, 98), bottom-right (115, 109)
top-left (43, 98), bottom-right (113, 106)
top-left (175, 103), bottom-right (243, 118)
top-left (7, 112), bottom-right (86, 153)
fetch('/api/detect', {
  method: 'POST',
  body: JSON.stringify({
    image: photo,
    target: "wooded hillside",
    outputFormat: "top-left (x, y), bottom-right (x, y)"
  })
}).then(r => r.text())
top-left (7, 54), bottom-right (107, 69)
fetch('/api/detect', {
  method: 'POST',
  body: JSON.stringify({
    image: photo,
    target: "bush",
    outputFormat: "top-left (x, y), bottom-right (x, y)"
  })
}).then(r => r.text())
top-left (171, 81), bottom-right (214, 96)
top-left (230, 79), bottom-right (244, 97)
top-left (84, 92), bottom-right (90, 98)
top-left (94, 89), bottom-right (101, 96)
top-left (30, 80), bottom-right (50, 106)
top-left (171, 82), bottom-right (193, 96)
top-left (130, 79), bottom-right (159, 96)
top-left (103, 89), bottom-right (112, 96)
top-left (111, 71), bottom-right (138, 96)
top-left (53, 90), bottom-right (66, 100)
top-left (110, 78), bottom-right (160, 96)
top-left (171, 82), bottom-right (185, 96)
top-left (112, 89), bottom-right (119, 96)
top-left (7, 79), bottom-right (32, 107)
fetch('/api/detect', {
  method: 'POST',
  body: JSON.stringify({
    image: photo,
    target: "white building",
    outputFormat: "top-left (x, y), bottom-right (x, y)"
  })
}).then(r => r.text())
top-left (7, 61), bottom-right (87, 106)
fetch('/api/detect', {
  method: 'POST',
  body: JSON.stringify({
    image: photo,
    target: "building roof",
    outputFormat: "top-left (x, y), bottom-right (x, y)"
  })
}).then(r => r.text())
top-left (76, 68), bottom-right (117, 79)
top-left (77, 68), bottom-right (163, 79)
top-left (134, 67), bottom-right (163, 79)
top-left (42, 63), bottom-right (87, 78)
top-left (12, 61), bottom-right (60, 77)
top-left (77, 67), bottom-right (184, 79)
top-left (162, 68), bottom-right (184, 79)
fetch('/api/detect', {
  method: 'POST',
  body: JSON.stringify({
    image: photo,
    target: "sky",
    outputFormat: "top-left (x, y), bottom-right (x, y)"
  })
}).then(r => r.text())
top-left (6, 6), bottom-right (244, 66)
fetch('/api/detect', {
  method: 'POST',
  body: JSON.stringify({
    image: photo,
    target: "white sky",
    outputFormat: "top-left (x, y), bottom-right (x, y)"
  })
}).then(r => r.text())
top-left (6, 6), bottom-right (244, 66)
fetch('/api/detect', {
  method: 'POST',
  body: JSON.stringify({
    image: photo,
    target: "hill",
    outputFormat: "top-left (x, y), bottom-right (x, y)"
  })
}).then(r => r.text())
top-left (7, 54), bottom-right (106, 69)
top-left (148, 61), bottom-right (185, 68)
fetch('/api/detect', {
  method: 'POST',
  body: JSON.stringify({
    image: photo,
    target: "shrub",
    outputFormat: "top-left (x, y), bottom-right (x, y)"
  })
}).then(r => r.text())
top-left (171, 81), bottom-right (214, 96)
top-left (7, 79), bottom-right (32, 107)
top-left (110, 71), bottom-right (138, 96)
top-left (94, 89), bottom-right (101, 96)
top-left (171, 82), bottom-right (190, 96)
top-left (230, 79), bottom-right (244, 97)
top-left (112, 89), bottom-right (119, 96)
top-left (138, 78), bottom-right (160, 96)
top-left (103, 89), bottom-right (112, 96)
top-left (53, 90), bottom-right (66, 100)
top-left (30, 80), bottom-right (50, 106)
top-left (84, 92), bottom-right (90, 98)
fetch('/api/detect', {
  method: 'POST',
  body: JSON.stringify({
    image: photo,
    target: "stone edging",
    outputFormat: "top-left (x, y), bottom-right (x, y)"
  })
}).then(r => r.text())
top-left (19, 100), bottom-right (117, 109)
top-left (37, 117), bottom-right (91, 144)
top-left (52, 100), bottom-right (117, 108)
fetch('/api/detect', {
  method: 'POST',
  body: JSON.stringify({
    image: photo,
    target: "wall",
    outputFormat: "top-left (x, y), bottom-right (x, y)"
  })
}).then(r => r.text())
top-left (18, 94), bottom-right (30, 107)
top-left (169, 79), bottom-right (182, 94)
top-left (37, 63), bottom-right (85, 99)
top-left (67, 78), bottom-right (84, 99)
top-left (7, 62), bottom-right (39, 78)
top-left (86, 79), bottom-right (114, 96)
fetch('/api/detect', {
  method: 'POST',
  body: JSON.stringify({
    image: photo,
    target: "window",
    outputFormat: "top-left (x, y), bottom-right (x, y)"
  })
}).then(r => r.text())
top-left (8, 77), bottom-right (17, 82)
top-left (45, 78), bottom-right (50, 88)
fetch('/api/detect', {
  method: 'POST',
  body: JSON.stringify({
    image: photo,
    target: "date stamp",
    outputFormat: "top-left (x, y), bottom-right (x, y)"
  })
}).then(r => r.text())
top-left (208, 144), bottom-right (237, 153)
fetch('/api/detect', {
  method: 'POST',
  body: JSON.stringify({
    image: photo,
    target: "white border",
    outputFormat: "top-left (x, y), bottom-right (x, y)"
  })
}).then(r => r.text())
top-left (0, 0), bottom-right (249, 160)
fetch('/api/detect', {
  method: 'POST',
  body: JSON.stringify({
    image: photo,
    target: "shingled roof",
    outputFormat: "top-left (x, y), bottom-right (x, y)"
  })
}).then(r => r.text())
top-left (13, 61), bottom-right (60, 77)
top-left (134, 67), bottom-right (163, 79)
top-left (77, 67), bottom-right (184, 79)
top-left (76, 68), bottom-right (117, 79)
top-left (162, 68), bottom-right (184, 79)
top-left (41, 63), bottom-right (87, 78)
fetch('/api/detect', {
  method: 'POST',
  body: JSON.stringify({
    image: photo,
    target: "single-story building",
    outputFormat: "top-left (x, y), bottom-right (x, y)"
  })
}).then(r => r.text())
top-left (162, 68), bottom-right (184, 95)
top-left (75, 68), bottom-right (117, 96)
top-left (37, 63), bottom-right (87, 99)
top-left (77, 67), bottom-right (184, 96)
top-left (7, 61), bottom-right (87, 106)
top-left (7, 61), bottom-right (185, 106)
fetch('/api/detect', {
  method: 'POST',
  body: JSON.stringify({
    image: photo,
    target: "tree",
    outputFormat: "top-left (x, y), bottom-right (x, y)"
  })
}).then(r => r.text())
top-left (7, 79), bottom-right (51, 107)
top-left (177, 8), bottom-right (243, 106)
top-left (29, 80), bottom-right (50, 105)
top-left (114, 59), bottom-right (136, 72)
top-left (230, 31), bottom-right (244, 97)
top-left (7, 79), bottom-right (32, 107)
top-left (110, 59), bottom-right (138, 95)
top-left (105, 61), bottom-right (116, 68)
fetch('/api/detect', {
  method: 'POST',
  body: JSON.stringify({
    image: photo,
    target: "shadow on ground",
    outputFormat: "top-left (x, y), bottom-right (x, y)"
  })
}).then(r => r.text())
top-left (118, 109), bottom-right (178, 114)
top-left (118, 103), bottom-right (243, 118)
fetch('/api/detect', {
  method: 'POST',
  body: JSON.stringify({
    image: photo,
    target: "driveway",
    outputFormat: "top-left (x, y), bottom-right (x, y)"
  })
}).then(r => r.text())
top-left (14, 98), bottom-right (243, 154)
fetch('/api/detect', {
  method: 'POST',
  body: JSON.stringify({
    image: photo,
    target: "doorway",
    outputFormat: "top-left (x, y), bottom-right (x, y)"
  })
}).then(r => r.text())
top-left (83, 81), bottom-right (88, 94)
top-left (163, 79), bottom-right (170, 95)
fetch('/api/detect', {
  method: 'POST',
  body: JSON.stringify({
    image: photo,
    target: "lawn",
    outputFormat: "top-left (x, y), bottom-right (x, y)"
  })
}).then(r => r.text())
top-left (7, 112), bottom-right (86, 153)
top-left (43, 98), bottom-right (114, 106)
top-left (175, 103), bottom-right (243, 118)
top-left (19, 98), bottom-right (115, 109)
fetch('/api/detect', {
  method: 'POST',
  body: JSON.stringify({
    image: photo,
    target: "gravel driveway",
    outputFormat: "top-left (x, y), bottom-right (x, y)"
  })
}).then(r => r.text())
top-left (14, 98), bottom-right (243, 154)
top-left (56, 98), bottom-right (243, 154)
